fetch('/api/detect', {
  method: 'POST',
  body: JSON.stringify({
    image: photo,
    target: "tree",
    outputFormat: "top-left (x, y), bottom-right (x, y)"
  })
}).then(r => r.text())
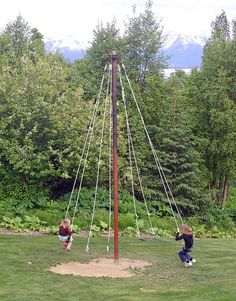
top-left (142, 72), bottom-right (205, 214)
top-left (210, 10), bottom-right (230, 41)
top-left (187, 11), bottom-right (236, 207)
top-left (0, 31), bottom-right (90, 201)
top-left (86, 19), bottom-right (123, 72)
top-left (232, 19), bottom-right (236, 39)
top-left (73, 19), bottom-right (124, 99)
top-left (0, 15), bottom-right (45, 68)
top-left (123, 0), bottom-right (165, 91)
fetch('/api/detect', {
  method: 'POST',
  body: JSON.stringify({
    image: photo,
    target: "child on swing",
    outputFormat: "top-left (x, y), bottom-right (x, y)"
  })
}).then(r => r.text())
top-left (175, 224), bottom-right (196, 267)
top-left (58, 218), bottom-right (73, 250)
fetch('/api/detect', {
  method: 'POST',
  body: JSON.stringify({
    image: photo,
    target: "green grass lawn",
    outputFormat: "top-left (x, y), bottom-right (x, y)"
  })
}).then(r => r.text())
top-left (1, 234), bottom-right (236, 301)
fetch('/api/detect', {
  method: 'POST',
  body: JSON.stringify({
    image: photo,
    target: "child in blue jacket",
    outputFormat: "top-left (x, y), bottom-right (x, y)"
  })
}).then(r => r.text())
top-left (175, 224), bottom-right (196, 267)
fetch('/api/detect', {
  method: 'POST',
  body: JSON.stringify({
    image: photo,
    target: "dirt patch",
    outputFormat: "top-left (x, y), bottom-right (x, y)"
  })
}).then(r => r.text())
top-left (49, 258), bottom-right (152, 278)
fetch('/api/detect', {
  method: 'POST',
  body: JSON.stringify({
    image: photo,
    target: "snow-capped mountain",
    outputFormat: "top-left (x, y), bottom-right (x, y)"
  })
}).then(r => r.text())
top-left (163, 33), bottom-right (208, 69)
top-left (44, 33), bottom-right (208, 68)
top-left (44, 36), bottom-right (87, 61)
top-left (163, 33), bottom-right (207, 49)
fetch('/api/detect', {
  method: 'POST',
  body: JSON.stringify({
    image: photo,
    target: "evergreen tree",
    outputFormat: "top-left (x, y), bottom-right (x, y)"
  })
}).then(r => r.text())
top-left (210, 10), bottom-right (230, 41)
top-left (188, 11), bottom-right (236, 206)
top-left (73, 19), bottom-right (124, 99)
top-left (143, 72), bottom-right (205, 214)
top-left (232, 19), bottom-right (236, 39)
top-left (123, 0), bottom-right (165, 91)
top-left (86, 19), bottom-right (123, 71)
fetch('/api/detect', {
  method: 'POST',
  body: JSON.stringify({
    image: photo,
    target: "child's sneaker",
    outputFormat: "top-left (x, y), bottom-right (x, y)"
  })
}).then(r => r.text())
top-left (184, 261), bottom-right (192, 267)
top-left (191, 258), bottom-right (196, 263)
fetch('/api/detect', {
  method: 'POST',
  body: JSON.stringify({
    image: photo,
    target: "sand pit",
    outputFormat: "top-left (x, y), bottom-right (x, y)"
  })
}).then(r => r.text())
top-left (49, 258), bottom-right (152, 278)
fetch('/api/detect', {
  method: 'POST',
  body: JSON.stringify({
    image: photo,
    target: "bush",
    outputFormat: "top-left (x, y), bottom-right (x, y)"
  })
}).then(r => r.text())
top-left (118, 213), bottom-right (136, 230)
top-left (0, 215), bottom-right (47, 232)
top-left (0, 177), bottom-right (50, 216)
top-left (30, 210), bottom-right (63, 226)
top-left (199, 209), bottom-right (235, 232)
top-left (59, 187), bottom-right (110, 213)
top-left (150, 216), bottom-right (176, 232)
top-left (121, 226), bottom-right (137, 237)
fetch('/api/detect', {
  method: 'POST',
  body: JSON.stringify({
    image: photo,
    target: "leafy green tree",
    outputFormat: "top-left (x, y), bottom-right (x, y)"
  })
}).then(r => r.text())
top-left (0, 15), bottom-right (45, 68)
top-left (0, 19), bottom-right (91, 202)
top-left (29, 28), bottom-right (45, 60)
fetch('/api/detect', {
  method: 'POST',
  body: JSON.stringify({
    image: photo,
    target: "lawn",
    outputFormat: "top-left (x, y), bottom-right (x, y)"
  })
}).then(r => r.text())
top-left (1, 234), bottom-right (236, 301)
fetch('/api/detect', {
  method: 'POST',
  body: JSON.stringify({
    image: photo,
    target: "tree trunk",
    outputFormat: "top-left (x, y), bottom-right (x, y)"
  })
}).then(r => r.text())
top-left (213, 177), bottom-right (217, 189)
top-left (221, 175), bottom-right (228, 208)
top-left (218, 177), bottom-right (222, 191)
top-left (208, 180), bottom-right (211, 192)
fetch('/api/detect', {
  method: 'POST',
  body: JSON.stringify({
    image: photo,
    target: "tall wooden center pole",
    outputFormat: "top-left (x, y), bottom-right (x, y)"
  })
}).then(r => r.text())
top-left (111, 51), bottom-right (119, 262)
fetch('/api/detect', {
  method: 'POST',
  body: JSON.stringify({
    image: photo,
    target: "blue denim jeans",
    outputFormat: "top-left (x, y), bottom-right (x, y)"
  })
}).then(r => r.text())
top-left (178, 248), bottom-right (193, 262)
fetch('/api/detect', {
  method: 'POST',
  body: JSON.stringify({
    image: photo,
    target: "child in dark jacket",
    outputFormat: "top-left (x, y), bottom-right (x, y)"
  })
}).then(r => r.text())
top-left (58, 218), bottom-right (73, 250)
top-left (175, 224), bottom-right (196, 267)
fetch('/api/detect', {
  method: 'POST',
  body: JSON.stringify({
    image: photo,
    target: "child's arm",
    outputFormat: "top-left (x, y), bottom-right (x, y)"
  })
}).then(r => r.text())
top-left (175, 232), bottom-right (184, 241)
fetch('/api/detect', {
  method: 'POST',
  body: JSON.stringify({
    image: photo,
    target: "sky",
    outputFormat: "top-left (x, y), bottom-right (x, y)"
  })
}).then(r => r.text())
top-left (0, 0), bottom-right (236, 47)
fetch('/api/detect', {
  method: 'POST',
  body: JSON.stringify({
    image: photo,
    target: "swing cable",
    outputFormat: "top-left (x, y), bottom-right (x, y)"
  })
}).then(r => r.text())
top-left (118, 65), bottom-right (156, 238)
top-left (122, 64), bottom-right (183, 231)
top-left (65, 64), bottom-right (109, 228)
top-left (86, 65), bottom-right (111, 252)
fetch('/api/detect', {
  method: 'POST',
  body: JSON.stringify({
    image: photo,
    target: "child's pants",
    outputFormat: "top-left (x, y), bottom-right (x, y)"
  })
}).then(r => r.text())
top-left (178, 248), bottom-right (193, 262)
top-left (58, 235), bottom-right (73, 249)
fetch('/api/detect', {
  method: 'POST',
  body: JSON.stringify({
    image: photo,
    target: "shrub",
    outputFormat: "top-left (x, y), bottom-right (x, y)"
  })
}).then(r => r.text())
top-left (0, 216), bottom-right (25, 232)
top-left (29, 210), bottom-right (63, 225)
top-left (150, 216), bottom-right (176, 232)
top-left (0, 215), bottom-right (47, 232)
top-left (121, 226), bottom-right (137, 237)
top-left (199, 209), bottom-right (235, 232)
top-left (59, 187), bottom-right (110, 212)
top-left (118, 213), bottom-right (136, 230)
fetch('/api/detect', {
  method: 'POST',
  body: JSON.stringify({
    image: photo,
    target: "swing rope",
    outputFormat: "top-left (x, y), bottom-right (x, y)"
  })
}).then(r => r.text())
top-left (66, 64), bottom-right (109, 228)
top-left (118, 65), bottom-right (155, 237)
top-left (118, 66), bottom-right (140, 237)
top-left (122, 63), bottom-right (183, 230)
top-left (65, 59), bottom-right (184, 253)
top-left (86, 66), bottom-right (111, 252)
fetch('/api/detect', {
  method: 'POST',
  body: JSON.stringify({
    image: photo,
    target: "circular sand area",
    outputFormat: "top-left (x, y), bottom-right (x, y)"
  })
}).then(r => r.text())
top-left (49, 258), bottom-right (152, 278)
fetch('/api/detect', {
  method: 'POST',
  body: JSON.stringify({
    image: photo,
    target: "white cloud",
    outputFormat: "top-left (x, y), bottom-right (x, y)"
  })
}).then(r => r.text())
top-left (154, 0), bottom-right (236, 36)
top-left (0, 0), bottom-right (235, 45)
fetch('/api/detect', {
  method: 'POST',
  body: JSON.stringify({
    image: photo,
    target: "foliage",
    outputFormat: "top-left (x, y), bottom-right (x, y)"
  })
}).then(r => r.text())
top-left (210, 10), bottom-right (230, 41)
top-left (0, 10), bottom-right (235, 225)
top-left (188, 11), bottom-right (236, 207)
top-left (123, 0), bottom-right (165, 90)
top-left (198, 208), bottom-right (235, 231)
top-left (0, 215), bottom-right (46, 232)
top-left (121, 226), bottom-right (137, 237)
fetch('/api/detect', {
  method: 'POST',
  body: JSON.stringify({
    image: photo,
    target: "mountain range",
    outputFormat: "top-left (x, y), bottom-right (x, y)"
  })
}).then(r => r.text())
top-left (45, 33), bottom-right (208, 70)
top-left (163, 33), bottom-right (207, 69)
top-left (45, 37), bottom-right (86, 61)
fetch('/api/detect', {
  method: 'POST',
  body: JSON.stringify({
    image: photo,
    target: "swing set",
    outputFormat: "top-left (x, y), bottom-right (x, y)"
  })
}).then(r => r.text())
top-left (64, 52), bottom-right (183, 261)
